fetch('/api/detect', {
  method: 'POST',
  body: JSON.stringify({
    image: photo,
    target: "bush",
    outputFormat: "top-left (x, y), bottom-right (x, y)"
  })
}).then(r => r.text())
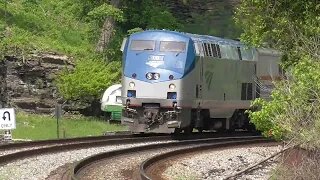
top-left (56, 59), bottom-right (121, 102)
top-left (249, 56), bottom-right (320, 149)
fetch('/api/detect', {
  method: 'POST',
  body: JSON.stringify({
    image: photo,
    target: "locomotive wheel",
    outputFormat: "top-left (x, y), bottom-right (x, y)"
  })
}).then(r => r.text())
top-left (183, 126), bottom-right (193, 134)
top-left (174, 128), bottom-right (182, 134)
top-left (197, 128), bottom-right (203, 133)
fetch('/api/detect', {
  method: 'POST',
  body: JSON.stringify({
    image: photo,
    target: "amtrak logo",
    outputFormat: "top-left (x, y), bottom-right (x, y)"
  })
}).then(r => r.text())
top-left (205, 71), bottom-right (213, 90)
top-left (146, 61), bottom-right (164, 68)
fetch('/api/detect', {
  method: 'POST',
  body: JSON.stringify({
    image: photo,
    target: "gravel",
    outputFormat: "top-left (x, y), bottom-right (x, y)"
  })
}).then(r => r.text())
top-left (77, 145), bottom-right (197, 180)
top-left (0, 141), bottom-right (175, 180)
top-left (163, 145), bottom-right (282, 180)
top-left (0, 141), bottom-right (283, 180)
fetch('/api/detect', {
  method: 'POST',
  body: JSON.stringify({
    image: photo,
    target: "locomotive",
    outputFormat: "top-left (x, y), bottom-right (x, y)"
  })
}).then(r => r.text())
top-left (121, 30), bottom-right (281, 133)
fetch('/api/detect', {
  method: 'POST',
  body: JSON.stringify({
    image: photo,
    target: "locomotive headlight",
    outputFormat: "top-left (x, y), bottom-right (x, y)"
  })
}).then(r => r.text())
top-left (169, 84), bottom-right (176, 90)
top-left (129, 82), bottom-right (135, 88)
top-left (154, 73), bottom-right (160, 80)
top-left (146, 72), bottom-right (153, 80)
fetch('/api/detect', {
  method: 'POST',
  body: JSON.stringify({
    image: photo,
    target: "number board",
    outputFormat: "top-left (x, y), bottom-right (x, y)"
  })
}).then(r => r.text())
top-left (0, 108), bottom-right (16, 130)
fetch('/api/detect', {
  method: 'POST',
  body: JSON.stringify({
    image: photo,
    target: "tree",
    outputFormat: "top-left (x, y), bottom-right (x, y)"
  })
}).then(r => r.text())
top-left (121, 0), bottom-right (182, 31)
top-left (235, 0), bottom-right (319, 65)
top-left (235, 1), bottom-right (320, 148)
top-left (87, 1), bottom-right (124, 53)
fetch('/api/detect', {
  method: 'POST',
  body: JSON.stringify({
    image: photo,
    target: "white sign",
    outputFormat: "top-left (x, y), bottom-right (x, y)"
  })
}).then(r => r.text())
top-left (0, 108), bottom-right (16, 130)
top-left (148, 55), bottom-right (164, 61)
top-left (146, 55), bottom-right (165, 68)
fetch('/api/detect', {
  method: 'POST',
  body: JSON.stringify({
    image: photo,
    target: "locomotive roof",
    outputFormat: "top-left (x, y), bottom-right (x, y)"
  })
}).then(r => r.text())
top-left (138, 30), bottom-right (245, 47)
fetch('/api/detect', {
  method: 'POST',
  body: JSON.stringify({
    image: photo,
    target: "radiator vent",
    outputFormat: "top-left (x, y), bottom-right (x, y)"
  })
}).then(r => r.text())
top-left (241, 83), bottom-right (253, 100)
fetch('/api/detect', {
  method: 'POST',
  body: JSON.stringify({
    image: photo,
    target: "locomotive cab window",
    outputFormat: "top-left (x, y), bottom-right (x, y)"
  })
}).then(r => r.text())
top-left (220, 45), bottom-right (239, 60)
top-left (240, 47), bottom-right (254, 61)
top-left (130, 40), bottom-right (155, 51)
top-left (160, 41), bottom-right (186, 52)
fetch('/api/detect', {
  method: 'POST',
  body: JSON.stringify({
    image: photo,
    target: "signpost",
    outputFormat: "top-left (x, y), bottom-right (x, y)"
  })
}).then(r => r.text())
top-left (0, 108), bottom-right (16, 141)
top-left (55, 104), bottom-right (62, 139)
top-left (0, 108), bottom-right (16, 130)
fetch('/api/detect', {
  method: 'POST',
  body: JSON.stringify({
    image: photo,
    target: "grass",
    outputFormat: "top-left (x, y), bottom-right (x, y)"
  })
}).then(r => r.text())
top-left (9, 112), bottom-right (126, 140)
top-left (0, 0), bottom-right (94, 57)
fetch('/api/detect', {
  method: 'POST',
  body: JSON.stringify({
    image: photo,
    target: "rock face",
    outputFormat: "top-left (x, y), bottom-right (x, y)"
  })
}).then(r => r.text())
top-left (0, 60), bottom-right (7, 108)
top-left (5, 53), bottom-right (74, 114)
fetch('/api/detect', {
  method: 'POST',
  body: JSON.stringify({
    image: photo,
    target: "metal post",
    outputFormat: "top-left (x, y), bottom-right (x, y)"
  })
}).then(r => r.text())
top-left (56, 113), bottom-right (59, 139)
top-left (55, 104), bottom-right (62, 139)
top-left (4, 130), bottom-right (12, 141)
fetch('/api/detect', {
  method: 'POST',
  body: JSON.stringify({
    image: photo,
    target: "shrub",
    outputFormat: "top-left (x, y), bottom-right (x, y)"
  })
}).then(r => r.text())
top-left (56, 59), bottom-right (121, 102)
top-left (249, 56), bottom-right (320, 149)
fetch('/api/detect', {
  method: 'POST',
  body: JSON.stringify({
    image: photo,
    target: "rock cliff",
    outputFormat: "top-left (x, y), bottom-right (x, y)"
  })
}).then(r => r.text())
top-left (4, 53), bottom-right (74, 113)
top-left (0, 60), bottom-right (7, 108)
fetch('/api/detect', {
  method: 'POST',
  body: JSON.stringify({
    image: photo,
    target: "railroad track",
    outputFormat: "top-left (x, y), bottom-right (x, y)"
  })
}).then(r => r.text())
top-left (0, 132), bottom-right (271, 179)
top-left (0, 131), bottom-right (131, 151)
top-left (70, 135), bottom-right (273, 180)
top-left (0, 131), bottom-right (252, 165)
top-left (140, 137), bottom-right (277, 180)
top-left (0, 133), bottom-right (171, 165)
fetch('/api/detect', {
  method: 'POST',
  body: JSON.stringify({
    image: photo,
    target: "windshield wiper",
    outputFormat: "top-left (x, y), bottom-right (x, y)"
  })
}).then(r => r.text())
top-left (136, 48), bottom-right (153, 55)
top-left (176, 50), bottom-right (183, 57)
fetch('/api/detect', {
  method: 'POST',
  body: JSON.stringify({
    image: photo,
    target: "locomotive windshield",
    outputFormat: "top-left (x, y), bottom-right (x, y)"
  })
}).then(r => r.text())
top-left (130, 40), bottom-right (155, 51)
top-left (160, 41), bottom-right (186, 52)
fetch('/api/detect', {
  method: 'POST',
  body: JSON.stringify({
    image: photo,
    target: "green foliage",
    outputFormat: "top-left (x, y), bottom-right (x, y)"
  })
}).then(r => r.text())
top-left (56, 58), bottom-right (121, 102)
top-left (237, 1), bottom-right (320, 148)
top-left (182, 1), bottom-right (242, 39)
top-left (249, 56), bottom-right (320, 147)
top-left (0, 0), bottom-right (126, 103)
top-left (235, 0), bottom-right (320, 65)
top-left (127, 27), bottom-right (143, 35)
top-left (104, 27), bottom-right (125, 60)
top-left (0, 0), bottom-right (93, 57)
top-left (121, 0), bottom-right (182, 31)
top-left (87, 3), bottom-right (124, 23)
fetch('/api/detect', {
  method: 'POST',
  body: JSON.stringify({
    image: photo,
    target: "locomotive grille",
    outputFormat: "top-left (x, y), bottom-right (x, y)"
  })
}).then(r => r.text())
top-left (241, 83), bottom-right (253, 100)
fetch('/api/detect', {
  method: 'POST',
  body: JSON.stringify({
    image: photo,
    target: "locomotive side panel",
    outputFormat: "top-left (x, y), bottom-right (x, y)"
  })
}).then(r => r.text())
top-left (201, 58), bottom-right (256, 118)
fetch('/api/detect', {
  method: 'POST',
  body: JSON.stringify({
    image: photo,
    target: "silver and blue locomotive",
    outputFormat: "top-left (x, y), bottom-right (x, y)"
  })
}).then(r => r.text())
top-left (121, 30), bottom-right (281, 133)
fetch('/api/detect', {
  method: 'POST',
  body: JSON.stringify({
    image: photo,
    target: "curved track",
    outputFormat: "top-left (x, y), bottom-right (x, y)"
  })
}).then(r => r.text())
top-left (140, 137), bottom-right (275, 180)
top-left (70, 134), bottom-right (270, 180)
top-left (0, 134), bottom-right (171, 165)
top-left (0, 133), bottom-right (131, 151)
top-left (0, 132), bottom-right (254, 165)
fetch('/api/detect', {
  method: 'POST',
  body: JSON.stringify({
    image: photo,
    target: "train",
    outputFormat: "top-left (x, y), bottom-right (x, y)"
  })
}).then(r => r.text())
top-left (120, 30), bottom-right (281, 134)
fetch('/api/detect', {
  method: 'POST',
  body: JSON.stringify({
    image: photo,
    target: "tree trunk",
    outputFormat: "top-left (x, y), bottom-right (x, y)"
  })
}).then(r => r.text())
top-left (96, 0), bottom-right (120, 54)
top-left (0, 60), bottom-right (7, 108)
